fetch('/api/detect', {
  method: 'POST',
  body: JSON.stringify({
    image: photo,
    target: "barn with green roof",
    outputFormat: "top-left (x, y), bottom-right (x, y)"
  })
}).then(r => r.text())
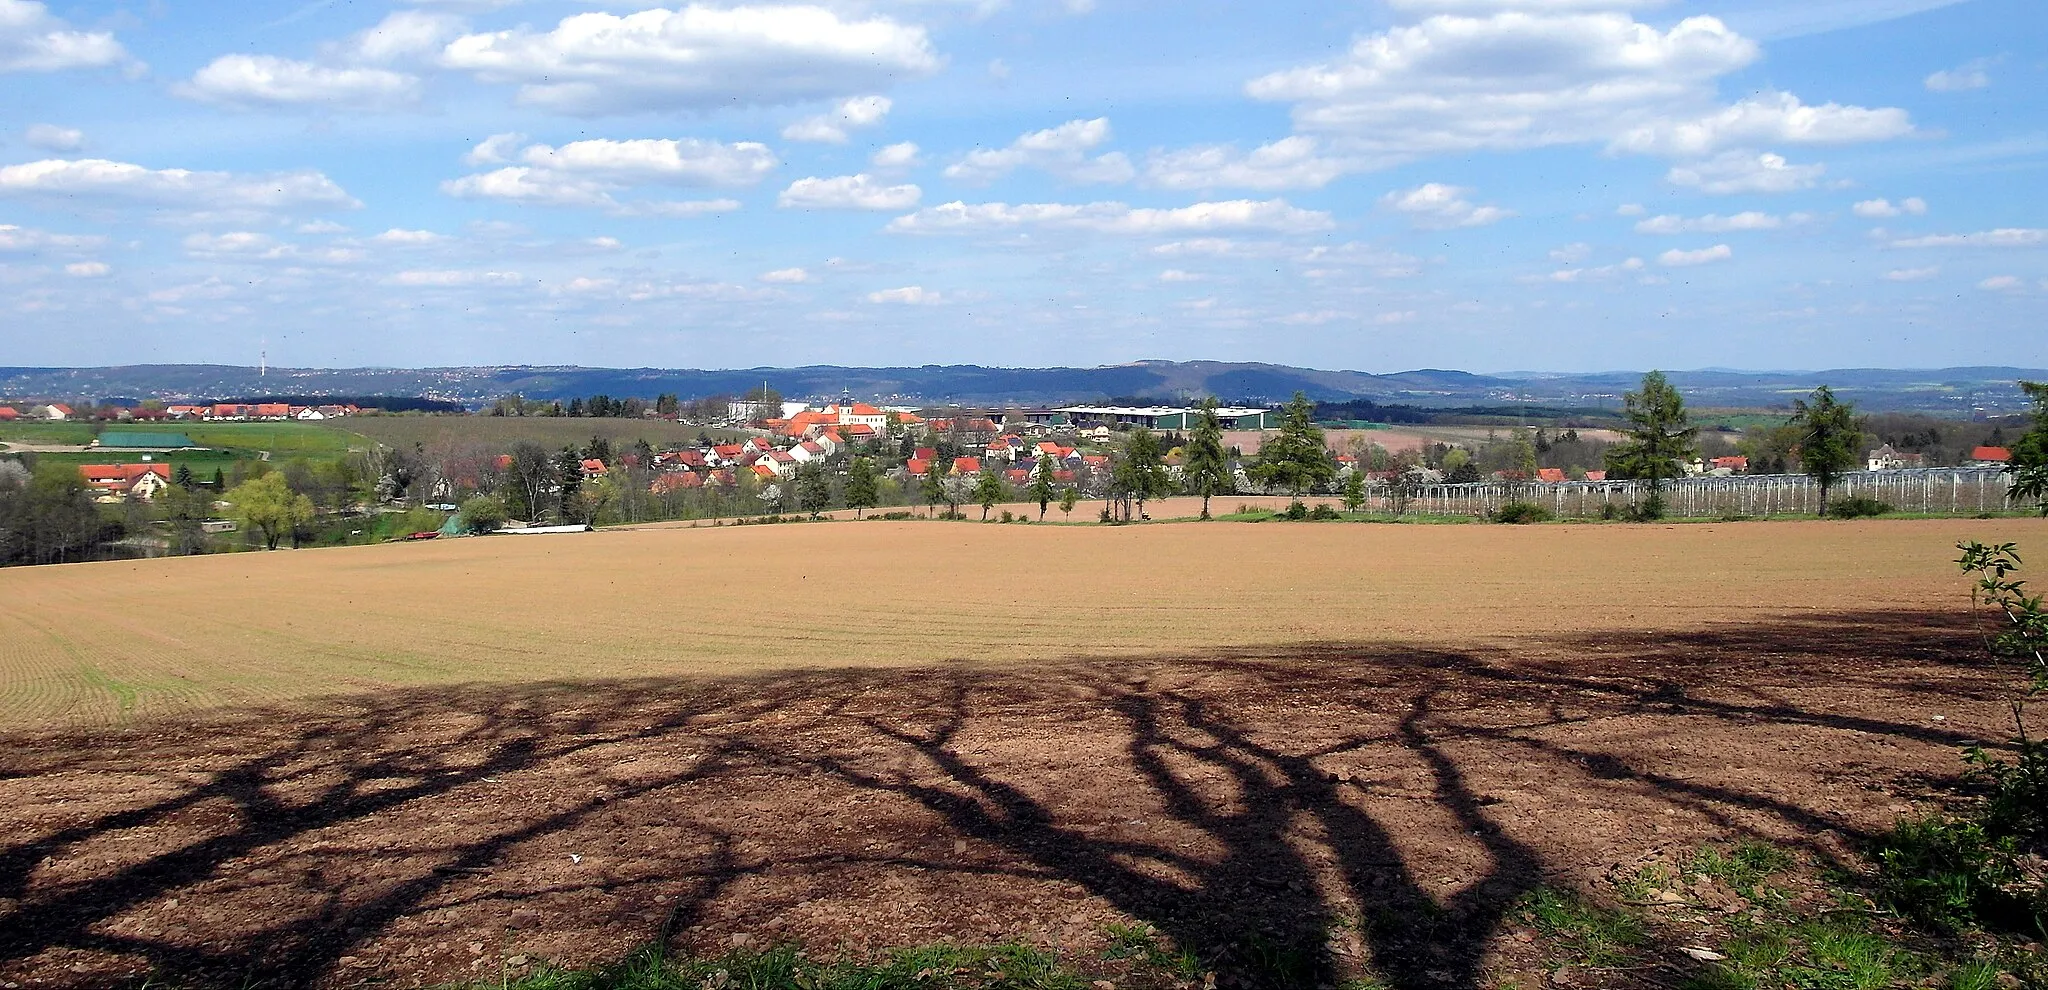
top-left (94, 431), bottom-right (200, 449)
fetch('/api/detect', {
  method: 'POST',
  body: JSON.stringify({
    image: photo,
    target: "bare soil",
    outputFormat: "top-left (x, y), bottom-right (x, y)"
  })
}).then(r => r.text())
top-left (0, 609), bottom-right (2026, 989)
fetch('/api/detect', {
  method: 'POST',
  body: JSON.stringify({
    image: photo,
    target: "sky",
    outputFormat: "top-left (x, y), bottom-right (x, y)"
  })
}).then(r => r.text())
top-left (0, 0), bottom-right (2042, 373)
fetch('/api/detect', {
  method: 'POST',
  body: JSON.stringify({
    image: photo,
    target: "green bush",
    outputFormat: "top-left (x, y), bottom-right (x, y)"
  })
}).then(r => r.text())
top-left (1492, 501), bottom-right (1553, 524)
top-left (1828, 496), bottom-right (1894, 518)
top-left (1308, 503), bottom-right (1341, 521)
top-left (1279, 501), bottom-right (1309, 521)
top-left (1873, 815), bottom-right (2023, 933)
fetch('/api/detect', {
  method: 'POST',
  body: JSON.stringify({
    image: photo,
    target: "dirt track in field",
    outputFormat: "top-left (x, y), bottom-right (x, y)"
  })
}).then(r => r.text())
top-left (0, 517), bottom-right (2040, 728)
top-left (0, 611), bottom-right (2025, 989)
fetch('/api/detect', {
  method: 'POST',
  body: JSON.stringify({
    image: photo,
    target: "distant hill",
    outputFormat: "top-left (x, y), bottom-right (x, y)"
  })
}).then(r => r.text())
top-left (0, 362), bottom-right (2040, 415)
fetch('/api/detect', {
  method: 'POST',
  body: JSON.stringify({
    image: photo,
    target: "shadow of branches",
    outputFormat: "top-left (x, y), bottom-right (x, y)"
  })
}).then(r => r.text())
top-left (0, 609), bottom-right (2011, 990)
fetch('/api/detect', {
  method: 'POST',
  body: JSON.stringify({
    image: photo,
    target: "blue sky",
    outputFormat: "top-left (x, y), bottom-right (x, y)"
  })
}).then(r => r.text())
top-left (0, 0), bottom-right (2042, 372)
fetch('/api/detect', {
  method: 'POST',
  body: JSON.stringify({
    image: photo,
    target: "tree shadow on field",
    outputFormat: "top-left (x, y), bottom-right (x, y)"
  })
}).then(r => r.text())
top-left (0, 609), bottom-right (2015, 990)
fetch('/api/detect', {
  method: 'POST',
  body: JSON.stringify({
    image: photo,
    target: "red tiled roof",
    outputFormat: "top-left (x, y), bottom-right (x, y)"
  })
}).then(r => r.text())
top-left (915, 447), bottom-right (936, 461)
top-left (79, 463), bottom-right (170, 489)
top-left (1584, 470), bottom-right (1607, 482)
top-left (1974, 446), bottom-right (2012, 462)
top-left (950, 457), bottom-right (983, 474)
top-left (0, 408), bottom-right (16, 420)
top-left (1536, 468), bottom-right (1566, 483)
top-left (845, 424), bottom-right (876, 436)
top-left (906, 458), bottom-right (930, 476)
top-left (1005, 469), bottom-right (1030, 484)
top-left (581, 458), bottom-right (607, 473)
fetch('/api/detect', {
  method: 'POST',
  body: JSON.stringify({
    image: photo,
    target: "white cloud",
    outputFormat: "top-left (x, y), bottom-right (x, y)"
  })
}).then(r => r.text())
top-left (1658, 243), bottom-right (1732, 266)
top-left (441, 5), bottom-right (940, 114)
top-left (867, 285), bottom-right (940, 304)
top-left (520, 138), bottom-right (777, 186)
top-left (443, 167), bottom-right (617, 208)
top-left (372, 228), bottom-right (448, 245)
top-left (1152, 238), bottom-right (1239, 257)
top-left (1666, 151), bottom-right (1824, 194)
top-left (465, 132), bottom-right (527, 166)
top-left (782, 94), bottom-right (891, 143)
top-left (778, 174), bottom-right (921, 210)
top-left (1548, 242), bottom-right (1592, 263)
top-left (1157, 269), bottom-right (1204, 282)
top-left (944, 118), bottom-right (1134, 185)
top-left (1852, 197), bottom-right (1927, 218)
top-left (0, 158), bottom-right (358, 215)
top-left (1634, 210), bottom-right (1798, 234)
top-left (1925, 57), bottom-right (1995, 93)
top-left (388, 269), bottom-right (526, 287)
top-left (176, 55), bottom-right (421, 110)
top-left (1381, 183), bottom-right (1513, 228)
top-left (62, 260), bottom-right (108, 277)
top-left (759, 267), bottom-right (812, 283)
top-left (618, 198), bottom-right (741, 217)
top-left (1247, 11), bottom-right (1758, 159)
top-left (1890, 228), bottom-right (2047, 248)
top-left (0, 222), bottom-right (103, 252)
top-left (1543, 256), bottom-right (1644, 282)
top-left (1298, 241), bottom-right (1425, 278)
top-left (1145, 136), bottom-right (1351, 191)
top-left (0, 0), bottom-right (134, 73)
top-left (1882, 266), bottom-right (1938, 282)
top-left (1979, 275), bottom-right (2024, 291)
top-left (181, 230), bottom-right (364, 265)
top-left (349, 10), bottom-right (464, 64)
top-left (871, 141), bottom-right (922, 172)
top-left (1609, 91), bottom-right (1913, 157)
top-left (887, 198), bottom-right (1334, 236)
top-left (1387, 0), bottom-right (1663, 8)
top-left (23, 122), bottom-right (80, 151)
top-left (1616, 203), bottom-right (1646, 216)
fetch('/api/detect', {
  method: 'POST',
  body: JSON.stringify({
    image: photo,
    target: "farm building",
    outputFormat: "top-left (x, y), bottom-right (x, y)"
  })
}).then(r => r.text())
top-left (78, 464), bottom-right (171, 501)
top-left (1055, 405), bottom-right (1279, 431)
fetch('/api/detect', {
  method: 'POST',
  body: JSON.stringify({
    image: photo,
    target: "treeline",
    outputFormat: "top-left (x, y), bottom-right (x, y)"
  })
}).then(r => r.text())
top-left (224, 395), bottom-right (464, 413)
top-left (483, 386), bottom-right (780, 422)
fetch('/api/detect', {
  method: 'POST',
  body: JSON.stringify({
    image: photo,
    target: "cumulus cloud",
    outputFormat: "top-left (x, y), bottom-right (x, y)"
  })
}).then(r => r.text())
top-left (759, 267), bottom-right (812, 283)
top-left (441, 4), bottom-right (940, 114)
top-left (1658, 243), bottom-right (1732, 266)
top-left (886, 198), bottom-right (1334, 236)
top-left (866, 285), bottom-right (940, 304)
top-left (1298, 241), bottom-right (1426, 278)
top-left (0, 0), bottom-right (135, 73)
top-left (871, 141), bottom-right (922, 173)
top-left (1616, 203), bottom-right (1646, 216)
top-left (23, 122), bottom-right (80, 151)
top-left (62, 260), bottom-right (108, 277)
top-left (1665, 151), bottom-right (1824, 194)
top-left (1157, 269), bottom-right (1204, 282)
top-left (1152, 238), bottom-right (1239, 257)
top-left (518, 138), bottom-right (778, 186)
top-left (1381, 183), bottom-right (1513, 228)
top-left (1548, 243), bottom-right (1592, 263)
top-left (943, 118), bottom-right (1134, 185)
top-left (782, 95), bottom-right (891, 143)
top-left (778, 174), bottom-right (921, 210)
top-left (1543, 256), bottom-right (1644, 283)
top-left (1608, 92), bottom-right (1913, 157)
top-left (1979, 275), bottom-right (2024, 291)
top-left (1634, 211), bottom-right (1800, 234)
top-left (1852, 197), bottom-right (1927, 218)
top-left (372, 228), bottom-right (448, 244)
top-left (1145, 136), bottom-right (1351, 191)
top-left (1882, 266), bottom-right (1938, 282)
top-left (388, 269), bottom-right (526, 287)
top-left (1925, 56), bottom-right (1997, 93)
top-left (0, 158), bottom-right (359, 216)
top-left (182, 230), bottom-right (365, 264)
top-left (444, 136), bottom-right (772, 215)
top-left (177, 55), bottom-right (420, 110)
top-left (1889, 228), bottom-right (2047, 249)
top-left (0, 222), bottom-right (104, 252)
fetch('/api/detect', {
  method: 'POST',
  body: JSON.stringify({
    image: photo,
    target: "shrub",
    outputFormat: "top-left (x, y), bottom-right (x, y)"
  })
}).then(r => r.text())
top-left (459, 494), bottom-right (507, 534)
top-left (1492, 501), bottom-right (1553, 524)
top-left (1599, 503), bottom-right (1620, 521)
top-left (999, 510), bottom-right (1013, 523)
top-left (1309, 503), bottom-right (1341, 521)
top-left (1280, 501), bottom-right (1309, 521)
top-left (1828, 496), bottom-right (1894, 519)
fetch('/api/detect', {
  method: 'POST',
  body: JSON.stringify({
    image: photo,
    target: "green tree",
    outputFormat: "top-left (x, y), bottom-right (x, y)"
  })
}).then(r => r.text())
top-left (226, 472), bottom-right (314, 550)
top-left (1341, 471), bottom-right (1367, 514)
top-left (973, 469), bottom-right (1007, 520)
top-left (796, 462), bottom-right (832, 519)
top-left (460, 494), bottom-right (508, 534)
top-left (1789, 385), bottom-right (1862, 516)
top-left (554, 446), bottom-right (588, 523)
top-left (158, 481), bottom-right (209, 554)
top-left (2005, 381), bottom-right (2048, 515)
top-left (920, 459), bottom-right (948, 517)
top-left (1604, 371), bottom-right (1697, 520)
top-left (1059, 485), bottom-right (1079, 521)
top-left (172, 464), bottom-right (196, 489)
top-left (1248, 392), bottom-right (1335, 510)
top-left (1028, 456), bottom-right (1058, 520)
top-left (1110, 427), bottom-right (1171, 522)
top-left (844, 456), bottom-right (879, 518)
top-left (1184, 397), bottom-right (1232, 520)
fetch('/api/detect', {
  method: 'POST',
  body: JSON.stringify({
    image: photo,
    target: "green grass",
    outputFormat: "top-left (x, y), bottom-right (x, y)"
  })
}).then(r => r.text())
top-left (1516, 887), bottom-right (1647, 967)
top-left (1688, 840), bottom-right (1796, 894)
top-left (328, 416), bottom-right (744, 454)
top-left (0, 422), bottom-right (97, 445)
top-left (463, 942), bottom-right (1093, 990)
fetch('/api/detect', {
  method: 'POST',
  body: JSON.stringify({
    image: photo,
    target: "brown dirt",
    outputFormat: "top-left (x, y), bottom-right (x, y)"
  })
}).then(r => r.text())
top-left (0, 611), bottom-right (2023, 989)
top-left (1, 517), bottom-right (2039, 727)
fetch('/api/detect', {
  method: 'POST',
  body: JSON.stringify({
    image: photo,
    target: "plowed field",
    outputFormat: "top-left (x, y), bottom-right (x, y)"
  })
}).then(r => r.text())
top-left (0, 518), bottom-right (2042, 989)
